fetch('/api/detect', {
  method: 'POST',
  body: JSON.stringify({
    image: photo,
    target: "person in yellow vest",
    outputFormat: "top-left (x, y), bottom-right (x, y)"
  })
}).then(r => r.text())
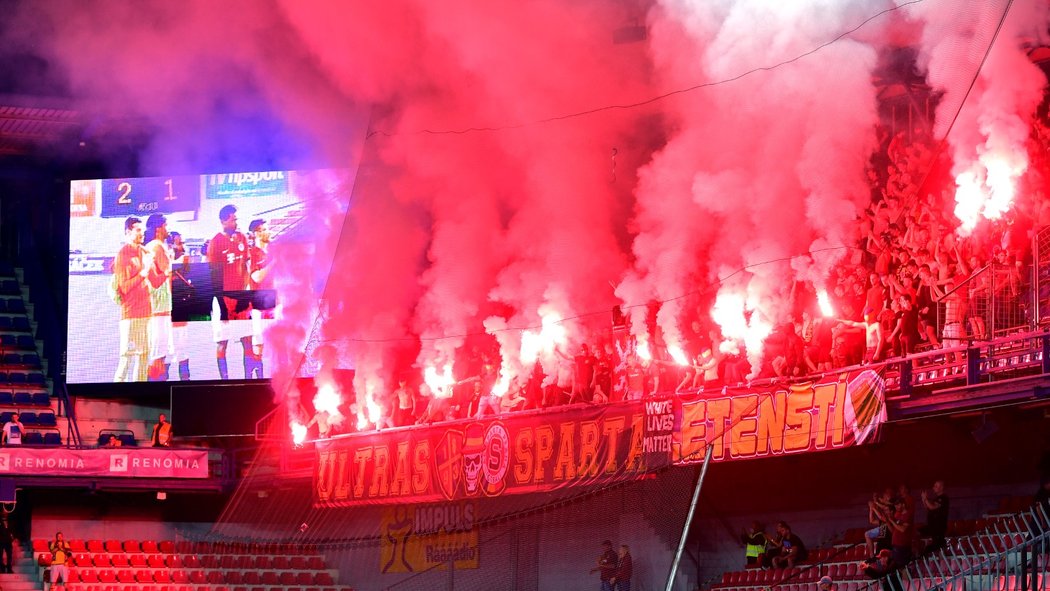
top-left (741, 521), bottom-right (767, 567)
top-left (49, 531), bottom-right (71, 591)
top-left (151, 413), bottom-right (173, 447)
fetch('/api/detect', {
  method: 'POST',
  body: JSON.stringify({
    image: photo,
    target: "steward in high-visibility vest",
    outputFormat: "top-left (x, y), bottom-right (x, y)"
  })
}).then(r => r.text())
top-left (741, 521), bottom-right (767, 566)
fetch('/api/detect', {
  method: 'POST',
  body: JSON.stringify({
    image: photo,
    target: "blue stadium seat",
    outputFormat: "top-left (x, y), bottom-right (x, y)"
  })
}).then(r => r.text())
top-left (36, 412), bottom-right (56, 427)
top-left (18, 412), bottom-right (37, 426)
top-left (15, 335), bottom-right (33, 349)
top-left (0, 373), bottom-right (7, 385)
top-left (0, 299), bottom-right (6, 313)
top-left (117, 434), bottom-right (137, 447)
top-left (0, 412), bottom-right (14, 424)
top-left (0, 318), bottom-right (10, 330)
top-left (11, 318), bottom-right (29, 333)
top-left (30, 392), bottom-right (48, 406)
top-left (0, 282), bottom-right (14, 296)
top-left (0, 262), bottom-right (13, 277)
top-left (22, 354), bottom-right (40, 367)
top-left (0, 392), bottom-right (11, 405)
top-left (0, 335), bottom-right (14, 348)
top-left (2, 354), bottom-right (20, 365)
top-left (98, 433), bottom-right (113, 446)
top-left (22, 432), bottom-right (42, 445)
top-left (42, 432), bottom-right (61, 446)
top-left (6, 299), bottom-right (23, 314)
top-left (12, 392), bottom-right (31, 406)
top-left (7, 373), bottom-right (23, 384)
top-left (26, 373), bottom-right (44, 386)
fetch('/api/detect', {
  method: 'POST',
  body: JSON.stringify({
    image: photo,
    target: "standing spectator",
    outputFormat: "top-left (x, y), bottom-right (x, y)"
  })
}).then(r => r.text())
top-left (590, 540), bottom-right (619, 591)
top-left (613, 544), bottom-right (633, 591)
top-left (920, 480), bottom-right (949, 554)
top-left (0, 515), bottom-right (12, 573)
top-left (2, 413), bottom-right (23, 446)
top-left (49, 531), bottom-right (72, 591)
top-left (392, 378), bottom-right (416, 427)
top-left (151, 413), bottom-right (173, 447)
top-left (866, 489), bottom-right (893, 558)
top-left (741, 521), bottom-right (767, 567)
top-left (885, 496), bottom-right (914, 567)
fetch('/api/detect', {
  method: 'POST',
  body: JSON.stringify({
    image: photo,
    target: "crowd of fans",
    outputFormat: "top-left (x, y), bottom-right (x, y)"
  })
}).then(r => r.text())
top-left (305, 113), bottom-right (1050, 436)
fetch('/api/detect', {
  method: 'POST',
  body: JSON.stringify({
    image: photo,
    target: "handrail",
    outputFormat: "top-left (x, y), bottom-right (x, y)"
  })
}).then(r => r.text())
top-left (935, 263), bottom-right (993, 303)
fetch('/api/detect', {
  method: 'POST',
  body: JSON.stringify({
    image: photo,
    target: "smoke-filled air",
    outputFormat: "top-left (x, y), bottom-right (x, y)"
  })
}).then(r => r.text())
top-left (11, 0), bottom-right (1050, 427)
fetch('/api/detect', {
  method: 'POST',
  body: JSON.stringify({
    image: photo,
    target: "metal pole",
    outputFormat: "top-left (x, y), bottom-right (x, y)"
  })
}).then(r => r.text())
top-left (665, 444), bottom-right (714, 591)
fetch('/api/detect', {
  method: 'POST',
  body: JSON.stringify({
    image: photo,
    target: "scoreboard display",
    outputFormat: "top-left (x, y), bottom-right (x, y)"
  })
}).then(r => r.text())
top-left (99, 175), bottom-right (201, 218)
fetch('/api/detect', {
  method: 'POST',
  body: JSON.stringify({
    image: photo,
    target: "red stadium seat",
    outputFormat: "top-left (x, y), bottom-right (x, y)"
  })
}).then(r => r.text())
top-left (190, 570), bottom-right (207, 584)
top-left (154, 570), bottom-right (172, 584)
top-left (87, 539), bottom-right (105, 553)
top-left (243, 572), bottom-right (262, 585)
top-left (272, 556), bottom-right (290, 569)
top-left (208, 571), bottom-right (225, 584)
top-left (280, 572), bottom-right (298, 585)
top-left (104, 539), bottom-right (122, 553)
top-left (32, 539), bottom-right (49, 552)
top-left (297, 572), bottom-right (313, 585)
top-left (93, 553), bottom-right (112, 567)
top-left (306, 556), bottom-right (325, 570)
top-left (123, 540), bottom-right (141, 553)
top-left (166, 554), bottom-right (183, 568)
top-left (136, 569), bottom-right (155, 583)
top-left (314, 572), bottom-right (335, 585)
top-left (111, 553), bottom-right (129, 568)
top-left (201, 554), bottom-right (219, 568)
top-left (171, 570), bottom-right (190, 584)
top-left (73, 552), bottom-right (91, 566)
top-left (37, 553), bottom-right (52, 567)
top-left (116, 569), bottom-right (135, 583)
top-left (130, 553), bottom-right (148, 568)
top-left (141, 540), bottom-right (158, 553)
top-left (148, 554), bottom-right (166, 568)
top-left (181, 554), bottom-right (200, 568)
top-left (77, 568), bottom-right (98, 583)
top-left (261, 571), bottom-right (279, 585)
top-left (226, 572), bottom-right (243, 585)
top-left (70, 539), bottom-right (87, 552)
top-left (254, 555), bottom-right (272, 569)
top-left (158, 540), bottom-right (175, 554)
top-left (97, 568), bottom-right (116, 583)
top-left (291, 556), bottom-right (308, 569)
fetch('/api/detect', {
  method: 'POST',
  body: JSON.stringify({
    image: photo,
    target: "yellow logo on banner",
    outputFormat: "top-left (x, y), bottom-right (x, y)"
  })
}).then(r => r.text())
top-left (380, 501), bottom-right (479, 574)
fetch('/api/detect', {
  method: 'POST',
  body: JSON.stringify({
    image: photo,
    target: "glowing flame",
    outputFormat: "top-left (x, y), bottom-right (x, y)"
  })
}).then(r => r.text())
top-left (636, 340), bottom-right (652, 361)
top-left (667, 344), bottom-right (689, 366)
top-left (953, 152), bottom-right (1024, 235)
top-left (817, 289), bottom-right (834, 317)
top-left (424, 364), bottom-right (455, 398)
top-left (953, 171), bottom-right (984, 235)
top-left (520, 312), bottom-right (568, 365)
top-left (711, 290), bottom-right (772, 358)
top-left (313, 383), bottom-right (343, 417)
top-left (491, 373), bottom-right (511, 398)
top-left (366, 391), bottom-right (382, 425)
top-left (290, 421), bottom-right (307, 445)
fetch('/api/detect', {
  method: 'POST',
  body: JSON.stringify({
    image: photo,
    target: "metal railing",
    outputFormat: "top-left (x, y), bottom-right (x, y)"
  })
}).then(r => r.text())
top-left (936, 263), bottom-right (1032, 343)
top-left (875, 503), bottom-right (1050, 591)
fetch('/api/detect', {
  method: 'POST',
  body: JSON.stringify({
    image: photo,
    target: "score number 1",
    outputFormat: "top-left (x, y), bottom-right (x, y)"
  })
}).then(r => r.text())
top-left (115, 179), bottom-right (178, 205)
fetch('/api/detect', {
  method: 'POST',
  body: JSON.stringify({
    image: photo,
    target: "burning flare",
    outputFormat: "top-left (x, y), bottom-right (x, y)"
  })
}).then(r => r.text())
top-left (424, 364), bottom-right (455, 398)
top-left (817, 289), bottom-right (835, 318)
top-left (290, 421), bottom-right (307, 445)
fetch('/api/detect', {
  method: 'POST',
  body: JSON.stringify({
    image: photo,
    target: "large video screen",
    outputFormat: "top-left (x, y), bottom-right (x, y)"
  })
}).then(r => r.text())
top-left (67, 169), bottom-right (341, 384)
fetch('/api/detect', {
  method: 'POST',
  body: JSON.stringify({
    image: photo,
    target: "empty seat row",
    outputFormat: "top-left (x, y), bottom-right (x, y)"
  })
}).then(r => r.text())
top-left (0, 390), bottom-right (49, 406)
top-left (35, 539), bottom-right (176, 554)
top-left (67, 569), bottom-right (336, 587)
top-left (0, 370), bottom-right (45, 384)
top-left (0, 282), bottom-right (19, 296)
top-left (71, 586), bottom-right (353, 591)
top-left (2, 410), bottom-right (56, 426)
top-left (0, 298), bottom-right (24, 313)
top-left (0, 352), bottom-right (40, 366)
top-left (41, 552), bottom-right (327, 572)
top-left (0, 316), bottom-right (31, 332)
top-left (22, 431), bottom-right (62, 445)
top-left (0, 334), bottom-right (34, 350)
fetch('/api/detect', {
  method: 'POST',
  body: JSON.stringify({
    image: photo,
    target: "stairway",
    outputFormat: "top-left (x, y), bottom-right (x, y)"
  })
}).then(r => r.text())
top-left (2, 541), bottom-right (47, 591)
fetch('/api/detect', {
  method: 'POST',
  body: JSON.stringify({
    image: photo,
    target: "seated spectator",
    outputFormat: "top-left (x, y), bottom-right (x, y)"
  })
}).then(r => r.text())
top-left (741, 521), bottom-right (767, 567)
top-left (862, 549), bottom-right (895, 579)
top-left (819, 575), bottom-right (836, 591)
top-left (769, 521), bottom-right (807, 569)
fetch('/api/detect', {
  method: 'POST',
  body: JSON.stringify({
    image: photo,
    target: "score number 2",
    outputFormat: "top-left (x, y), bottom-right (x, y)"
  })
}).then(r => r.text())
top-left (114, 179), bottom-right (177, 206)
